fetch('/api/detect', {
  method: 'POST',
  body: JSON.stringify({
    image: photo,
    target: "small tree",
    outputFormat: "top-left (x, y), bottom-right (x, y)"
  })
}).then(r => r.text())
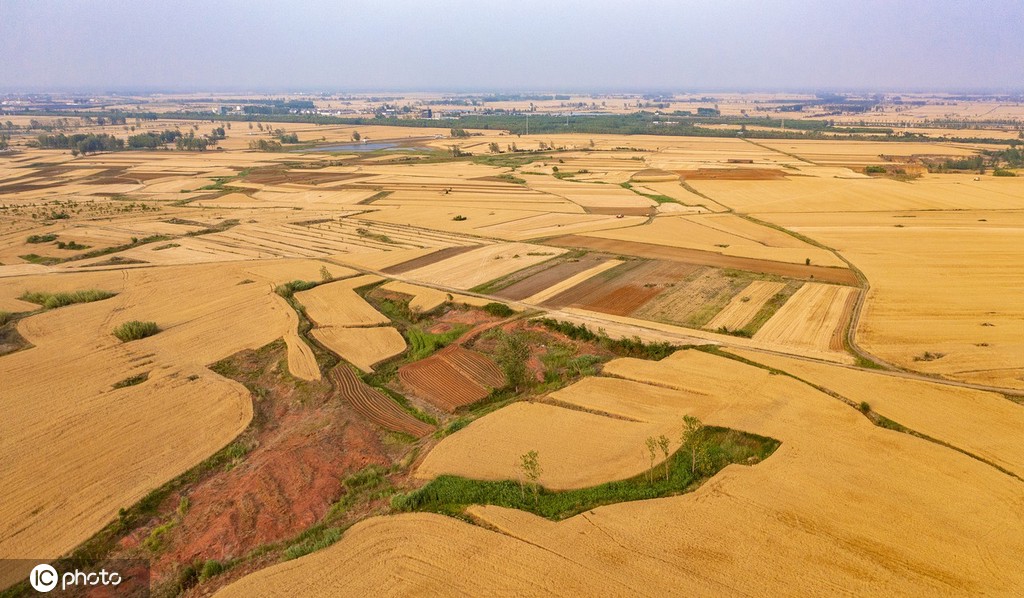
top-left (657, 434), bottom-right (671, 480)
top-left (520, 450), bottom-right (542, 502)
top-left (319, 265), bottom-right (332, 282)
top-left (681, 415), bottom-right (710, 477)
top-left (352, 131), bottom-right (361, 141)
top-left (645, 437), bottom-right (658, 483)
top-left (488, 142), bottom-right (500, 153)
top-left (496, 331), bottom-right (530, 392)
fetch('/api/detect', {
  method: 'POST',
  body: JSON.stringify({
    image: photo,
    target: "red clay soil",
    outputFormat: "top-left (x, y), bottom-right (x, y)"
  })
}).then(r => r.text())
top-left (544, 235), bottom-right (860, 286)
top-left (117, 340), bottom-right (393, 584)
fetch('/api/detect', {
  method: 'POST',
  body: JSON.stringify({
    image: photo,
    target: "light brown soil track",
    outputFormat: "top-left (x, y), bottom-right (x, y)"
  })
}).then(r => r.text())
top-left (381, 245), bottom-right (480, 274)
top-left (398, 347), bottom-right (504, 411)
top-left (545, 235), bottom-right (859, 285)
top-left (676, 168), bottom-right (788, 180)
top-left (542, 260), bottom-right (698, 316)
top-left (494, 254), bottom-right (611, 300)
top-left (330, 365), bottom-right (434, 437)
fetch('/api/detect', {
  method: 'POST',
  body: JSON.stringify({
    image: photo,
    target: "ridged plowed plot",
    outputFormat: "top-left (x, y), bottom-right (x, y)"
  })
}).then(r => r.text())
top-left (445, 347), bottom-right (505, 389)
top-left (398, 347), bottom-right (503, 411)
top-left (330, 365), bottom-right (433, 437)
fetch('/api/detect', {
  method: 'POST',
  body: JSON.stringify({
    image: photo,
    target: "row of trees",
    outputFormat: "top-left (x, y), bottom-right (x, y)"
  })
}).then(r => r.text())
top-left (645, 415), bottom-right (711, 482)
top-left (516, 415), bottom-right (711, 503)
top-left (31, 132), bottom-right (125, 155)
top-left (127, 129), bottom-right (182, 149)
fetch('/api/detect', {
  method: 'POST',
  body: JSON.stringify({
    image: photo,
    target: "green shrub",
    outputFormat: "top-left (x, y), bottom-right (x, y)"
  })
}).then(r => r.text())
top-left (274, 280), bottom-right (318, 298)
top-left (19, 289), bottom-right (117, 309)
top-left (452, 215), bottom-right (468, 221)
top-left (198, 559), bottom-right (224, 582)
top-left (482, 302), bottom-right (514, 317)
top-left (993, 169), bottom-right (1017, 177)
top-left (113, 320), bottom-right (160, 342)
top-left (26, 233), bottom-right (58, 243)
top-left (0, 311), bottom-right (11, 326)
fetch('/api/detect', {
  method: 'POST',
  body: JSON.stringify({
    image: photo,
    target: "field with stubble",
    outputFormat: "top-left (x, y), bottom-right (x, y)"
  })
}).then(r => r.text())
top-left (2, 109), bottom-right (1023, 597)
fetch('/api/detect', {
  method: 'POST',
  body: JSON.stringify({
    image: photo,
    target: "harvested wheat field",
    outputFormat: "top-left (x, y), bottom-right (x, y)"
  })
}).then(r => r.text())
top-left (417, 400), bottom-right (677, 489)
top-left (311, 326), bottom-right (405, 373)
top-left (294, 275), bottom-right (388, 327)
top-left (706, 280), bottom-right (788, 331)
top-left (762, 209), bottom-right (1024, 389)
top-left (520, 259), bottom-right (623, 304)
top-left (753, 282), bottom-right (858, 353)
top-left (378, 280), bottom-right (449, 312)
top-left (398, 243), bottom-right (566, 290)
top-left (217, 349), bottom-right (1024, 596)
top-left (727, 348), bottom-right (1024, 479)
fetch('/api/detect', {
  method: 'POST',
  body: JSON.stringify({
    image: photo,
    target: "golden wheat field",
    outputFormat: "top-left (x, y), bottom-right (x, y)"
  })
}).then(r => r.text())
top-left (2, 105), bottom-right (1023, 597)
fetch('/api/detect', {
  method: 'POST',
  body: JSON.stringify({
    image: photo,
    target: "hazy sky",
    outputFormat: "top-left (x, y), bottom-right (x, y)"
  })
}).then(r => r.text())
top-left (2, 0), bottom-right (1022, 93)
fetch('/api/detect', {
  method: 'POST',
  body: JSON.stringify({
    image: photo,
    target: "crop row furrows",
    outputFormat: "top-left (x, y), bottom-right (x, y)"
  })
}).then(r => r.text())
top-left (331, 366), bottom-right (433, 437)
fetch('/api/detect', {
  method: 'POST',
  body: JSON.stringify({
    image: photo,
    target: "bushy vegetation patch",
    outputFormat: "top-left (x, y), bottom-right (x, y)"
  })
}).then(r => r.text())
top-left (112, 320), bottom-right (160, 342)
top-left (19, 289), bottom-right (117, 309)
top-left (406, 325), bottom-right (469, 360)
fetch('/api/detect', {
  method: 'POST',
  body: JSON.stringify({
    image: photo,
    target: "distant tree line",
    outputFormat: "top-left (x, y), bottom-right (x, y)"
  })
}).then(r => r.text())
top-left (30, 133), bottom-right (124, 155)
top-left (9, 108), bottom-right (1017, 146)
top-left (127, 130), bottom-right (182, 149)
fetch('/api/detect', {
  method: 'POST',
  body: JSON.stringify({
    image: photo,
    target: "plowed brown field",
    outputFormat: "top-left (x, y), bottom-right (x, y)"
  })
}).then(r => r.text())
top-left (398, 347), bottom-right (504, 411)
top-left (543, 260), bottom-right (697, 316)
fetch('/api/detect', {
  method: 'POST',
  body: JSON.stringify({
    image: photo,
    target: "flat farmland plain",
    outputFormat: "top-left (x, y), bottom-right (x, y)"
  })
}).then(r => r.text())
top-left (4, 117), bottom-right (1023, 596)
top-left (762, 210), bottom-right (1024, 389)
